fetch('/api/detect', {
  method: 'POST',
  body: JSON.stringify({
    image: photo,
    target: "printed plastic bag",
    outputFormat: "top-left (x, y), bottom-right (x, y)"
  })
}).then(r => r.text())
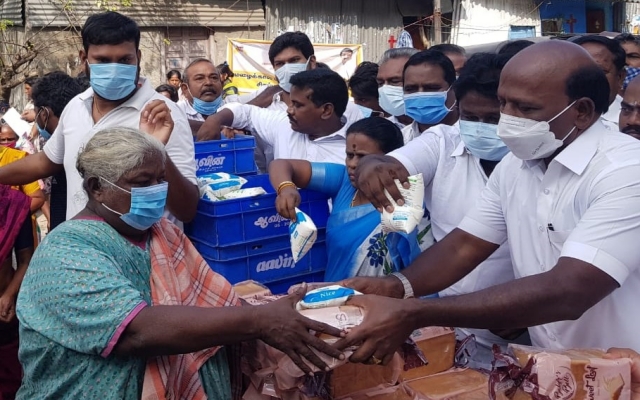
top-left (296, 285), bottom-right (362, 310)
top-left (381, 173), bottom-right (425, 234)
top-left (289, 208), bottom-right (317, 263)
top-left (197, 172), bottom-right (247, 200)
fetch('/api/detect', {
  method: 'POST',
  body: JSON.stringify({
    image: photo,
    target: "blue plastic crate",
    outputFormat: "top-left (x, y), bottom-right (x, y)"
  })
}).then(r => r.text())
top-left (203, 241), bottom-right (327, 285)
top-left (185, 175), bottom-right (330, 246)
top-left (195, 136), bottom-right (257, 176)
top-left (191, 230), bottom-right (326, 260)
top-left (265, 271), bottom-right (327, 295)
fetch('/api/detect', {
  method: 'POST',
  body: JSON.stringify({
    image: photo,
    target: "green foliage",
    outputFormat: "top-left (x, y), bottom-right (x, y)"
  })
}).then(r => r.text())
top-left (0, 19), bottom-right (14, 31)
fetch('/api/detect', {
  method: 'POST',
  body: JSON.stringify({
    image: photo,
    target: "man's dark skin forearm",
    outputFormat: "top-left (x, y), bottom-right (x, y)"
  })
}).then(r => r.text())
top-left (164, 157), bottom-right (199, 223)
top-left (0, 152), bottom-right (61, 187)
top-left (196, 109), bottom-right (235, 141)
top-left (247, 85), bottom-right (284, 109)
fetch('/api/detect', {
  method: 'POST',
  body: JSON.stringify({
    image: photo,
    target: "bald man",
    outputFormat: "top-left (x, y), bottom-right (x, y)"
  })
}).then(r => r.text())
top-left (334, 41), bottom-right (640, 364)
top-left (619, 76), bottom-right (640, 140)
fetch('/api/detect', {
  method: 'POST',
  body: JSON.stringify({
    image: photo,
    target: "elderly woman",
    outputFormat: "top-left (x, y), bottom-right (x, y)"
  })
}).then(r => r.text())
top-left (16, 127), bottom-right (343, 399)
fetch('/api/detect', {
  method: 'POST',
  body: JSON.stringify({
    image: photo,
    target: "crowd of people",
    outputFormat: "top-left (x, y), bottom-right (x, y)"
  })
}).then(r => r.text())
top-left (1, 8), bottom-right (640, 400)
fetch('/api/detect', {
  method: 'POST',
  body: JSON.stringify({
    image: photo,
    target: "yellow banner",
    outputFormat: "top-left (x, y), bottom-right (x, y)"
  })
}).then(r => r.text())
top-left (228, 39), bottom-right (364, 94)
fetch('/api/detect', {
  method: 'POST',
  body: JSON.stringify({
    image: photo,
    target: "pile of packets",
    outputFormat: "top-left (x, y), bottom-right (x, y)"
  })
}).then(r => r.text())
top-left (197, 173), bottom-right (267, 201)
top-left (233, 281), bottom-right (635, 400)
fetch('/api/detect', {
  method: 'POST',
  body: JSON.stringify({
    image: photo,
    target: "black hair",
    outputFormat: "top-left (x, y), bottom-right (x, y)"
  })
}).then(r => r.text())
top-left (75, 72), bottom-right (90, 91)
top-left (497, 40), bottom-right (535, 55)
top-left (155, 84), bottom-right (178, 102)
top-left (340, 48), bottom-right (354, 55)
top-left (403, 49), bottom-right (456, 86)
top-left (166, 69), bottom-right (182, 81)
top-left (32, 71), bottom-right (83, 118)
top-left (615, 33), bottom-right (640, 46)
top-left (24, 76), bottom-right (38, 87)
top-left (346, 117), bottom-right (404, 154)
top-left (81, 12), bottom-right (140, 53)
top-left (566, 65), bottom-right (610, 115)
top-left (289, 69), bottom-right (348, 118)
top-left (571, 35), bottom-right (626, 71)
top-left (268, 32), bottom-right (314, 66)
top-left (349, 61), bottom-right (379, 99)
top-left (217, 62), bottom-right (234, 78)
top-left (429, 43), bottom-right (466, 56)
top-left (453, 52), bottom-right (513, 103)
top-left (315, 62), bottom-right (330, 69)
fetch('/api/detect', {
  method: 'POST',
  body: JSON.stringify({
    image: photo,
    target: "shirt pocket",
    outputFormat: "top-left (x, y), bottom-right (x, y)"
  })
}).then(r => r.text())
top-left (547, 229), bottom-right (571, 253)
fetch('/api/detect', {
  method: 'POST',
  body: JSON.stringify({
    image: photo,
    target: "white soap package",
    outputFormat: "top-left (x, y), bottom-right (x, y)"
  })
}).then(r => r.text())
top-left (220, 187), bottom-right (267, 200)
top-left (289, 208), bottom-right (317, 263)
top-left (296, 285), bottom-right (362, 310)
top-left (381, 173), bottom-right (425, 234)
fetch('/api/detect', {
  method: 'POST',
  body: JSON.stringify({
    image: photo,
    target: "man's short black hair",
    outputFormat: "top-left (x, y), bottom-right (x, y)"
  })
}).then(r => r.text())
top-left (615, 33), bottom-right (640, 46)
top-left (75, 72), bottom-right (90, 91)
top-left (571, 35), bottom-right (626, 71)
top-left (453, 52), bottom-right (513, 103)
top-left (155, 84), bottom-right (178, 102)
top-left (268, 32), bottom-right (314, 66)
top-left (32, 71), bottom-right (83, 118)
top-left (429, 43), bottom-right (466, 56)
top-left (24, 76), bottom-right (38, 87)
top-left (403, 49), bottom-right (456, 86)
top-left (497, 40), bottom-right (535, 55)
top-left (340, 48), bottom-right (354, 55)
top-left (566, 65), bottom-right (610, 115)
top-left (290, 69), bottom-right (348, 118)
top-left (315, 62), bottom-right (330, 69)
top-left (349, 62), bottom-right (379, 99)
top-left (81, 12), bottom-right (140, 53)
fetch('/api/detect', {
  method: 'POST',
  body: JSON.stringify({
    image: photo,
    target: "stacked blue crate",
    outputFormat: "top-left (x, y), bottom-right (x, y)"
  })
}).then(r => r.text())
top-left (195, 136), bottom-right (257, 176)
top-left (187, 172), bottom-right (329, 293)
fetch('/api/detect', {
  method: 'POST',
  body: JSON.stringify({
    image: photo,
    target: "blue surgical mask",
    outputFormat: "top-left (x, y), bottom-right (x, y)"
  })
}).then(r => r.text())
top-left (459, 120), bottom-right (509, 161)
top-left (35, 108), bottom-right (51, 140)
top-left (403, 90), bottom-right (454, 125)
top-left (100, 178), bottom-right (168, 231)
top-left (357, 105), bottom-right (373, 118)
top-left (188, 86), bottom-right (223, 116)
top-left (88, 62), bottom-right (138, 101)
top-left (275, 59), bottom-right (310, 92)
top-left (378, 85), bottom-right (405, 116)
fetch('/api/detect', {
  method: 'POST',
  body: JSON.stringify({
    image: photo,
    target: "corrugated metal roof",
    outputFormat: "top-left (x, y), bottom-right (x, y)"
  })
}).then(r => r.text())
top-left (265, 0), bottom-right (404, 63)
top-left (26, 0), bottom-right (264, 28)
top-left (0, 0), bottom-right (24, 26)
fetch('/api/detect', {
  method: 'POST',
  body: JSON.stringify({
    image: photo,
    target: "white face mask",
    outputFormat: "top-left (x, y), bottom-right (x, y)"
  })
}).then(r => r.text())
top-left (378, 85), bottom-right (405, 116)
top-left (275, 58), bottom-right (310, 93)
top-left (497, 101), bottom-right (577, 160)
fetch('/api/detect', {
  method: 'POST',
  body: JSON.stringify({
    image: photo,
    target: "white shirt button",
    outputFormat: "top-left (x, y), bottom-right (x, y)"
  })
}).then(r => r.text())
top-left (538, 226), bottom-right (544, 232)
top-left (544, 189), bottom-right (550, 195)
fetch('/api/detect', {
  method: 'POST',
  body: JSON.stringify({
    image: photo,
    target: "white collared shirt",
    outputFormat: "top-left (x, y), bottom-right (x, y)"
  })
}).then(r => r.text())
top-left (44, 78), bottom-right (197, 222)
top-left (389, 124), bottom-right (515, 346)
top-left (387, 115), bottom-right (407, 129)
top-left (458, 121), bottom-right (640, 351)
top-left (221, 103), bottom-right (352, 165)
top-left (176, 99), bottom-right (204, 122)
top-left (602, 94), bottom-right (622, 130)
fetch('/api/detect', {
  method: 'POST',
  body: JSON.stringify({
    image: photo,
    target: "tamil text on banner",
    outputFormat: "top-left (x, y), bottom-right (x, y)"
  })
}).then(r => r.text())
top-left (227, 39), bottom-right (363, 94)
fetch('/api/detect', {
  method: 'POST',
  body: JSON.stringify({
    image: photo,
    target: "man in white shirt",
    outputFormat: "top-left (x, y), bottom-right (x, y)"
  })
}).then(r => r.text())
top-left (618, 75), bottom-right (640, 140)
top-left (571, 35), bottom-right (626, 130)
top-left (354, 52), bottom-right (526, 368)
top-left (0, 12), bottom-right (199, 225)
top-left (177, 58), bottom-right (224, 134)
top-left (335, 41), bottom-right (640, 363)
top-left (400, 49), bottom-right (459, 143)
top-left (197, 69), bottom-right (351, 166)
top-left (376, 48), bottom-right (418, 129)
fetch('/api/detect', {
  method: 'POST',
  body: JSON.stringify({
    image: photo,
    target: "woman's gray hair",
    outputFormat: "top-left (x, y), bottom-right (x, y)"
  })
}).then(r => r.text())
top-left (378, 48), bottom-right (419, 66)
top-left (76, 127), bottom-right (166, 185)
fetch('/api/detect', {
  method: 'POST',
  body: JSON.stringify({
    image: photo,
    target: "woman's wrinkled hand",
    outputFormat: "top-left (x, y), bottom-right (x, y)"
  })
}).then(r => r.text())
top-left (257, 284), bottom-right (345, 375)
top-left (275, 186), bottom-right (301, 222)
top-left (333, 294), bottom-right (417, 365)
top-left (0, 294), bottom-right (16, 323)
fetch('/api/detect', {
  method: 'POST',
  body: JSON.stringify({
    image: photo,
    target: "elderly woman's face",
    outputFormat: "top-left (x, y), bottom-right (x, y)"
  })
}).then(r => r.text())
top-left (96, 156), bottom-right (165, 232)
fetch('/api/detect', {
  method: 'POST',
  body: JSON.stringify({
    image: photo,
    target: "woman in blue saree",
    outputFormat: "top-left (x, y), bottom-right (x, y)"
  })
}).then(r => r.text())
top-left (269, 117), bottom-right (429, 282)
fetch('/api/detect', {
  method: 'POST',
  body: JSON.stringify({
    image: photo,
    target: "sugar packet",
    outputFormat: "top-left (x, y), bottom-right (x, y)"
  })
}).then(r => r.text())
top-left (381, 173), bottom-right (425, 234)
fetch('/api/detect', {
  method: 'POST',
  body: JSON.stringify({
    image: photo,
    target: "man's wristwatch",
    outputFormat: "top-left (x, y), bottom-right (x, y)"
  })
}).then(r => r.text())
top-left (390, 272), bottom-right (414, 299)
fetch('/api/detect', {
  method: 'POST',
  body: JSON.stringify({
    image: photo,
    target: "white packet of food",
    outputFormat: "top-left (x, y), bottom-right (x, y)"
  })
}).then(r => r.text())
top-left (296, 285), bottom-right (362, 310)
top-left (220, 187), bottom-right (267, 200)
top-left (381, 173), bottom-right (425, 234)
top-left (289, 208), bottom-right (317, 263)
top-left (198, 172), bottom-right (248, 200)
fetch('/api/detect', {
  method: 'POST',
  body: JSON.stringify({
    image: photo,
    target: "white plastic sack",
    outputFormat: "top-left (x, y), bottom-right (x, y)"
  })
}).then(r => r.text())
top-left (289, 208), bottom-right (317, 263)
top-left (296, 285), bottom-right (362, 310)
top-left (381, 173), bottom-right (425, 234)
top-left (197, 172), bottom-right (248, 200)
